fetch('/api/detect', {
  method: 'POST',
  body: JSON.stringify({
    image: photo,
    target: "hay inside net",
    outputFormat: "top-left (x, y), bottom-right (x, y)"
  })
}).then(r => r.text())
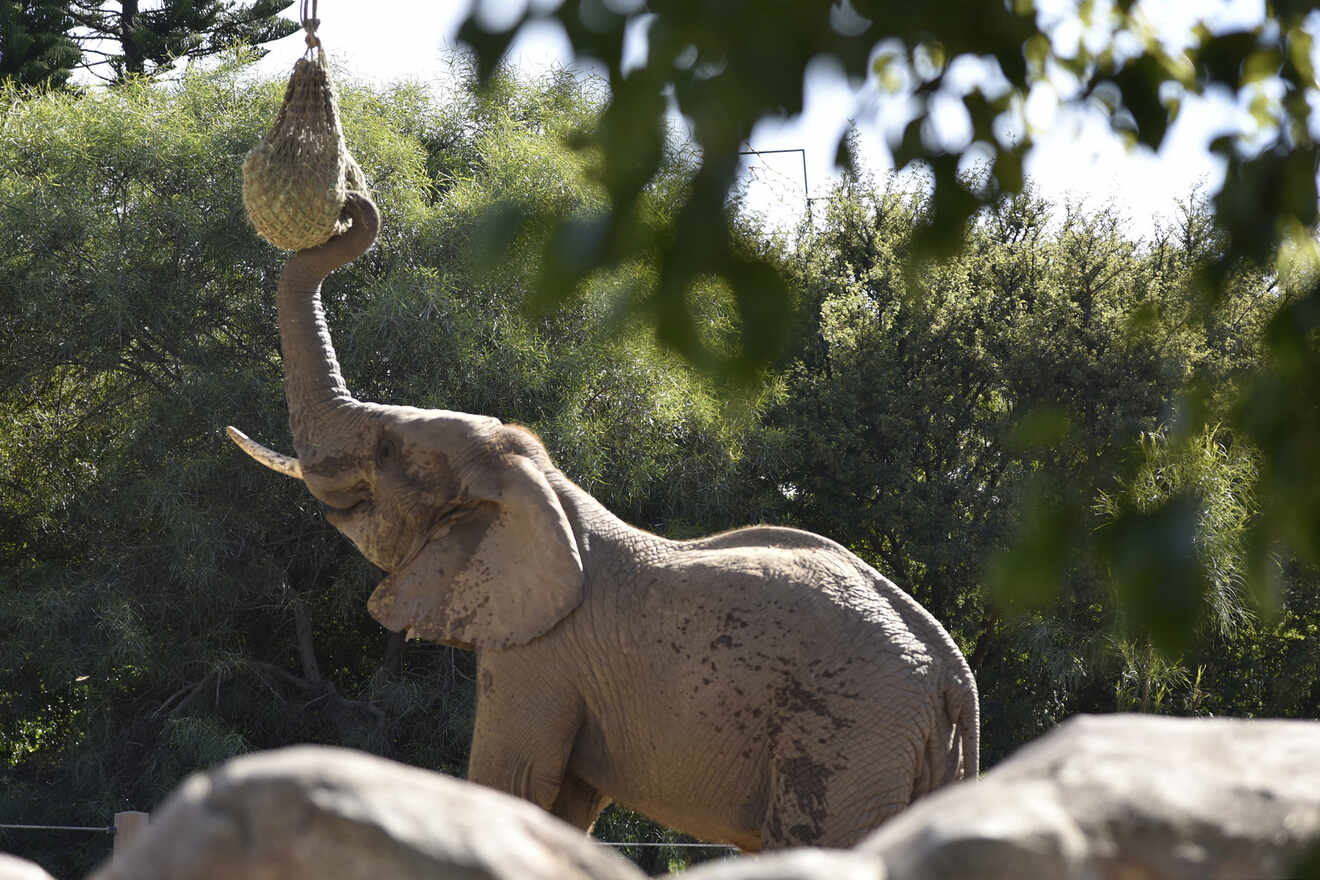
top-left (243, 52), bottom-right (368, 251)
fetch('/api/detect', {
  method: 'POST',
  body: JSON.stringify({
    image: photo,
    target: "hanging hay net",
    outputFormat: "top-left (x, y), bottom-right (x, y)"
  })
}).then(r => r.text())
top-left (242, 7), bottom-right (368, 251)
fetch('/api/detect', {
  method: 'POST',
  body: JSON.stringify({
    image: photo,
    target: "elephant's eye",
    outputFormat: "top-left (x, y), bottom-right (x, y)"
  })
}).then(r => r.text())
top-left (376, 436), bottom-right (396, 466)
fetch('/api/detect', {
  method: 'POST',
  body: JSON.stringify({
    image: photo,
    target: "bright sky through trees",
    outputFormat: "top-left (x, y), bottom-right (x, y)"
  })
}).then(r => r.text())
top-left (247, 0), bottom-right (1282, 235)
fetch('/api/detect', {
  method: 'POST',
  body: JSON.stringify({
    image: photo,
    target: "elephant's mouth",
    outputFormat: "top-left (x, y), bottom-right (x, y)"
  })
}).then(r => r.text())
top-left (322, 496), bottom-right (488, 576)
top-left (345, 505), bottom-right (460, 576)
top-left (318, 481), bottom-right (371, 512)
top-left (365, 520), bottom-right (439, 577)
top-left (333, 496), bottom-right (371, 516)
top-left (324, 497), bottom-right (371, 533)
top-left (375, 500), bottom-right (488, 575)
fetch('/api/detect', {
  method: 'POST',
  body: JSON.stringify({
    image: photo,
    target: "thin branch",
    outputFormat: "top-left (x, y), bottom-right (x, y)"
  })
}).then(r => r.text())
top-left (375, 629), bottom-right (405, 680)
top-left (968, 613), bottom-right (995, 674)
top-left (154, 674), bottom-right (211, 718)
top-left (245, 659), bottom-right (315, 692)
top-left (287, 586), bottom-right (322, 685)
top-left (74, 60), bottom-right (116, 83)
top-left (65, 9), bottom-right (116, 32)
top-left (246, 659), bottom-right (387, 728)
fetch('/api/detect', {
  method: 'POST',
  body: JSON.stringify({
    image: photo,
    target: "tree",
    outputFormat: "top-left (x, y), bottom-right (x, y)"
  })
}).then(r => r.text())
top-left (0, 60), bottom-right (754, 876)
top-left (0, 0), bottom-right (80, 87)
top-left (66, 0), bottom-right (297, 82)
top-left (456, 1), bottom-right (1316, 364)
top-left (456, 0), bottom-right (1320, 655)
top-left (741, 175), bottom-right (1302, 762)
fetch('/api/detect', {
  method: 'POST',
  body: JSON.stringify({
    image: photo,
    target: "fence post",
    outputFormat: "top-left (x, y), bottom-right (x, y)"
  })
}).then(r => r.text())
top-left (112, 812), bottom-right (149, 857)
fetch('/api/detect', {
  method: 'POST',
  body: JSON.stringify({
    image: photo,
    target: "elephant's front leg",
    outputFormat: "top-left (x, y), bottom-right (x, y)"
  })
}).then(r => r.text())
top-left (466, 657), bottom-right (582, 814)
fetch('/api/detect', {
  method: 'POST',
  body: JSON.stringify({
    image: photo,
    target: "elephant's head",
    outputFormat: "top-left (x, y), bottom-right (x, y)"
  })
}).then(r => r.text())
top-left (228, 194), bottom-right (584, 650)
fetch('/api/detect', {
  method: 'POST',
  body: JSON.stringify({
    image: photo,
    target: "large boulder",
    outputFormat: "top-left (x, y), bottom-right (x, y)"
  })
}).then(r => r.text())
top-left (861, 714), bottom-right (1320, 880)
top-left (0, 854), bottom-right (56, 880)
top-left (89, 745), bottom-right (644, 880)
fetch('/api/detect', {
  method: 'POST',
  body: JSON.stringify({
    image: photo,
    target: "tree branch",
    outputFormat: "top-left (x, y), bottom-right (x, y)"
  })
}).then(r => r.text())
top-left (154, 675), bottom-right (210, 718)
top-left (968, 612), bottom-right (996, 675)
top-left (286, 585), bottom-right (322, 685)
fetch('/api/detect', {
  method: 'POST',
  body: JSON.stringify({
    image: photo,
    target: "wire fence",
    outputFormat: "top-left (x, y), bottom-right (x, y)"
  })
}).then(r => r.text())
top-left (1, 813), bottom-right (150, 862)
top-left (0, 824), bottom-right (115, 833)
top-left (738, 145), bottom-right (827, 238)
top-left (0, 815), bottom-right (738, 856)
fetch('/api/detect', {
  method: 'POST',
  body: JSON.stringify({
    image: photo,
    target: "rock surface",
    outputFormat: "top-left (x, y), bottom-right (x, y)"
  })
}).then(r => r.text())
top-left (683, 849), bottom-right (885, 880)
top-left (80, 715), bottom-right (1320, 880)
top-left (860, 713), bottom-right (1320, 880)
top-left (88, 745), bottom-right (644, 880)
top-left (0, 855), bottom-right (56, 880)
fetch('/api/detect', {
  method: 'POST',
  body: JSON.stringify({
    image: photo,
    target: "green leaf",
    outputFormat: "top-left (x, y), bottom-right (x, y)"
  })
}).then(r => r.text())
top-left (993, 147), bottom-right (1025, 196)
top-left (1194, 29), bottom-right (1260, 89)
top-left (1110, 54), bottom-right (1172, 149)
top-left (456, 18), bottom-right (522, 82)
top-left (913, 153), bottom-right (981, 258)
top-left (1214, 142), bottom-right (1319, 270)
top-left (1099, 493), bottom-right (1211, 656)
top-left (470, 199), bottom-right (530, 274)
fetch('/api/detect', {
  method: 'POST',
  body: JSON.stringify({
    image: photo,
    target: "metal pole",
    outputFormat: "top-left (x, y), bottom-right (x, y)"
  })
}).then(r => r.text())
top-left (739, 147), bottom-right (811, 227)
top-left (112, 812), bottom-right (150, 857)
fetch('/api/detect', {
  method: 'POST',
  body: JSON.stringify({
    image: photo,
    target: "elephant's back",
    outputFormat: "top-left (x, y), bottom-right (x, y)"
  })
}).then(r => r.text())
top-left (671, 528), bottom-right (943, 663)
top-left (680, 525), bottom-right (946, 644)
top-left (683, 524), bottom-right (852, 555)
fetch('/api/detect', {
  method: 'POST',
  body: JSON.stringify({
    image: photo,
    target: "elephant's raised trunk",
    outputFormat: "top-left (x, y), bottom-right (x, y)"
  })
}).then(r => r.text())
top-left (279, 193), bottom-right (379, 466)
top-left (228, 193), bottom-right (379, 482)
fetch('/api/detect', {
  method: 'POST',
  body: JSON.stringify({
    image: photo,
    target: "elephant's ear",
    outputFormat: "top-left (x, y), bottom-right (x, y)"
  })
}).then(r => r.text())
top-left (367, 452), bottom-right (584, 650)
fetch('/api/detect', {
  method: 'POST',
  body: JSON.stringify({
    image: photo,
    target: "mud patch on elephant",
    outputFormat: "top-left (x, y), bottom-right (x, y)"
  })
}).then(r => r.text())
top-left (778, 754), bottom-right (832, 842)
top-left (777, 678), bottom-right (854, 732)
top-left (789, 824), bottom-right (820, 842)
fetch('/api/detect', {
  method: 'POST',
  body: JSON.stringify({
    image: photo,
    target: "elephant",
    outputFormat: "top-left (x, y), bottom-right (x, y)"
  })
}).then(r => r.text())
top-left (228, 192), bottom-right (979, 851)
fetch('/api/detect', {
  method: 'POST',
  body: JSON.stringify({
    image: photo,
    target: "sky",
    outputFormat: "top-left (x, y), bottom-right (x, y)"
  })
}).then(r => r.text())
top-left (247, 0), bottom-right (1274, 236)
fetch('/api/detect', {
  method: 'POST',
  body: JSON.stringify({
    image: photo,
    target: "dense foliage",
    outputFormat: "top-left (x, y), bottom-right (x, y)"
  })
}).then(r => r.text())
top-left (0, 0), bottom-right (80, 88)
top-left (0, 58), bottom-right (751, 875)
top-left (0, 0), bottom-right (298, 85)
top-left (753, 179), bottom-right (1319, 762)
top-left (457, 1), bottom-right (1319, 370)
top-left (73, 0), bottom-right (299, 82)
top-left (0, 59), bottom-right (1316, 876)
top-left (456, 1), bottom-right (1320, 657)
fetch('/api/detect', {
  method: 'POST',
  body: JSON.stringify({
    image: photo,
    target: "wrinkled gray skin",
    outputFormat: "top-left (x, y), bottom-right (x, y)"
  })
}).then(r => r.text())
top-left (229, 194), bottom-right (979, 851)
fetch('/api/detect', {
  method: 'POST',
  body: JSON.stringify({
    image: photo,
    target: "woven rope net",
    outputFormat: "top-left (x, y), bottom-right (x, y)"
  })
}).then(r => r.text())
top-left (243, 49), bottom-right (368, 251)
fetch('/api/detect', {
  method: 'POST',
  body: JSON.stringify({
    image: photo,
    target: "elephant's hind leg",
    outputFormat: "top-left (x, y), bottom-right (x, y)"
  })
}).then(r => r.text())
top-left (550, 772), bottom-right (611, 832)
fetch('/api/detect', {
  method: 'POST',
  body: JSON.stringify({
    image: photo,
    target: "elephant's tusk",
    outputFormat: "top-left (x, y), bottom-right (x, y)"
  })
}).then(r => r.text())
top-left (226, 426), bottom-right (304, 480)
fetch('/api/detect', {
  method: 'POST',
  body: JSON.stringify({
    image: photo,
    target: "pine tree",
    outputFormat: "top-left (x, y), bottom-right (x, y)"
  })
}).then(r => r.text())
top-left (66, 0), bottom-right (298, 82)
top-left (0, 0), bottom-right (80, 88)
